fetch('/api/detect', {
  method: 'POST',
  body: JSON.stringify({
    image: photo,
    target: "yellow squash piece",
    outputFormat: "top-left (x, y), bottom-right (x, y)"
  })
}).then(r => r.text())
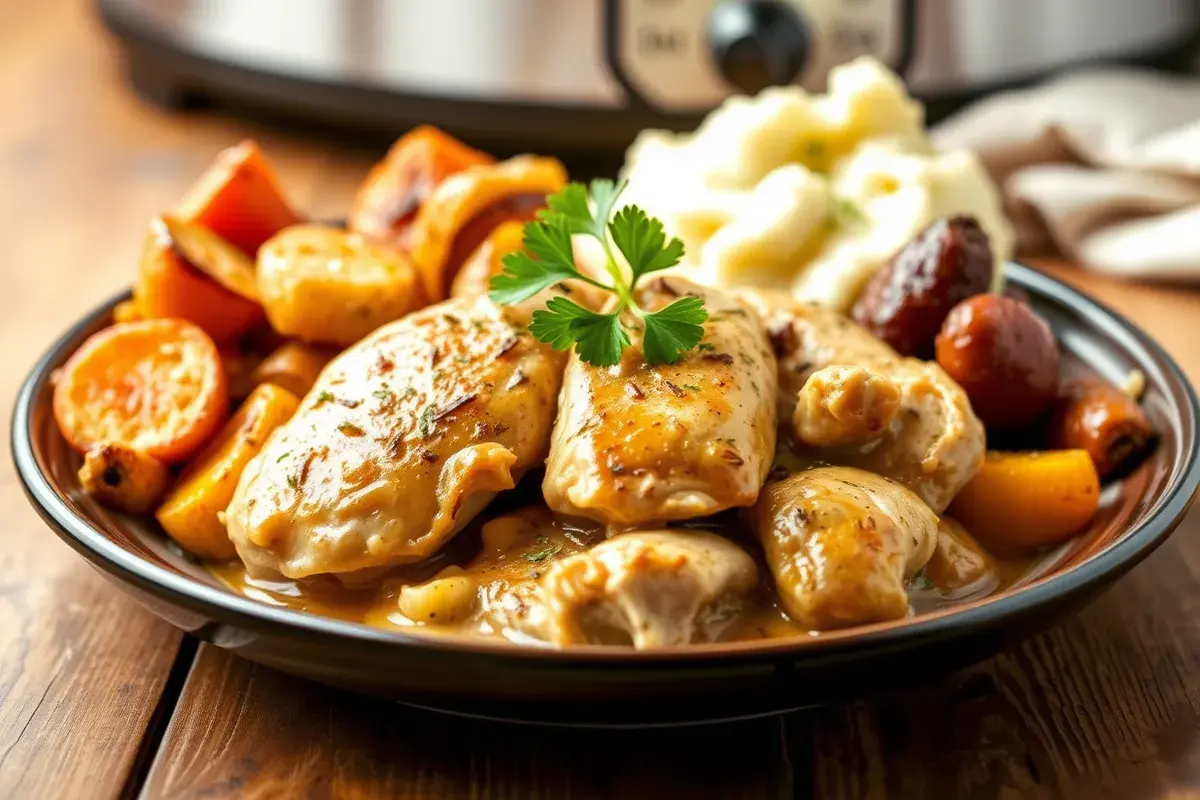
top-left (948, 450), bottom-right (1101, 554)
top-left (157, 383), bottom-right (300, 559)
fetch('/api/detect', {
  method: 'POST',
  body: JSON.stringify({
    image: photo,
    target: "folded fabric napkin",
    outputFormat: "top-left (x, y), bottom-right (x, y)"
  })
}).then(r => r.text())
top-left (933, 67), bottom-right (1200, 281)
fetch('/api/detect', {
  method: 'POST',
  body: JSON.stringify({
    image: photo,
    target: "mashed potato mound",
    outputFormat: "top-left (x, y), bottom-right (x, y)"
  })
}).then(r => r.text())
top-left (620, 57), bottom-right (1012, 311)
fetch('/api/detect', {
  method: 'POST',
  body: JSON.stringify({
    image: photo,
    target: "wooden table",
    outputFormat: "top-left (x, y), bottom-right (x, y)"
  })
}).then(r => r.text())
top-left (5, 3), bottom-right (1200, 798)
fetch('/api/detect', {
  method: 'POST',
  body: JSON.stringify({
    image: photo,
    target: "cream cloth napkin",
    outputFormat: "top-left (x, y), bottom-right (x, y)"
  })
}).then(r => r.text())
top-left (932, 68), bottom-right (1200, 281)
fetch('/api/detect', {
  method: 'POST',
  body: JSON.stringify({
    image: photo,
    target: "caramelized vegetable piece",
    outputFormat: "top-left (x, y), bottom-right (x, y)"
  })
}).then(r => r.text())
top-left (136, 215), bottom-right (266, 345)
top-left (852, 215), bottom-right (994, 357)
top-left (949, 450), bottom-right (1101, 553)
top-left (112, 299), bottom-right (142, 324)
top-left (250, 341), bottom-right (338, 397)
top-left (257, 225), bottom-right (425, 346)
top-left (349, 126), bottom-right (494, 249)
top-left (157, 383), bottom-right (300, 560)
top-left (449, 220), bottom-right (525, 299)
top-left (1051, 375), bottom-right (1156, 477)
top-left (922, 517), bottom-right (998, 596)
top-left (409, 156), bottom-right (567, 301)
top-left (53, 319), bottom-right (228, 464)
top-left (936, 294), bottom-right (1060, 428)
top-left (176, 139), bottom-right (302, 256)
top-left (78, 442), bottom-right (171, 514)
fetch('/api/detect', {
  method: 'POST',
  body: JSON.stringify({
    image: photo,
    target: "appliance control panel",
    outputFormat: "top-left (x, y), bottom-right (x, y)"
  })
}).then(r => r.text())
top-left (611, 0), bottom-right (909, 111)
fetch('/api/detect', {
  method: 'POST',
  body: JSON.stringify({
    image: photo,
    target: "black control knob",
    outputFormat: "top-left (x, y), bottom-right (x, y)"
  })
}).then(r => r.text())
top-left (706, 1), bottom-right (811, 94)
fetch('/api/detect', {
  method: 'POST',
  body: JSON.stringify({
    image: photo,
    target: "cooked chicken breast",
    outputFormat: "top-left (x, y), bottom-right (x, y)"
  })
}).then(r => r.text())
top-left (743, 292), bottom-right (984, 512)
top-left (749, 466), bottom-right (938, 631)
top-left (225, 293), bottom-right (566, 580)
top-left (544, 278), bottom-right (778, 526)
top-left (487, 530), bottom-right (757, 648)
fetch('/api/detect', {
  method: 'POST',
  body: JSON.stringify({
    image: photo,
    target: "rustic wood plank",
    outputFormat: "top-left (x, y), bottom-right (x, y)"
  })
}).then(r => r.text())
top-left (142, 645), bottom-right (792, 800)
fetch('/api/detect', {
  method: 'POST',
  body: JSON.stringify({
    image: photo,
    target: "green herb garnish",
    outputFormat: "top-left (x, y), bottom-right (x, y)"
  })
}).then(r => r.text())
top-left (488, 180), bottom-right (707, 367)
top-left (315, 390), bottom-right (334, 406)
top-left (523, 544), bottom-right (562, 563)
top-left (417, 405), bottom-right (435, 437)
top-left (828, 196), bottom-right (868, 230)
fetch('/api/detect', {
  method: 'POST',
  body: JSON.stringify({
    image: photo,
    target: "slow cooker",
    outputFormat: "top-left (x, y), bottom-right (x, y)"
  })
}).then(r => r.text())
top-left (100, 0), bottom-right (1200, 152)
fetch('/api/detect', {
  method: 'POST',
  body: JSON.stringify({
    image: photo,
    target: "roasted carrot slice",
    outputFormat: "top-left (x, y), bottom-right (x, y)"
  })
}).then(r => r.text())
top-left (176, 140), bottom-right (302, 256)
top-left (349, 126), bottom-right (494, 249)
top-left (156, 383), bottom-right (300, 559)
top-left (135, 215), bottom-right (265, 345)
top-left (53, 319), bottom-right (228, 464)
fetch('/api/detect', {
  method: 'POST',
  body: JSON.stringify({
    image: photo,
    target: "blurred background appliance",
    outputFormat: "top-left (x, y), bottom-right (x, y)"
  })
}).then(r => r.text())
top-left (99, 0), bottom-right (1200, 153)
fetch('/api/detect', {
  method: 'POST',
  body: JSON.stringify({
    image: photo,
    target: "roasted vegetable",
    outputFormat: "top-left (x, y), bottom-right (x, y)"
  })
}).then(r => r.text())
top-left (949, 450), bottom-right (1101, 553)
top-left (349, 126), bottom-right (494, 249)
top-left (250, 341), bottom-right (338, 398)
top-left (53, 319), bottom-right (228, 464)
top-left (1051, 374), bottom-right (1156, 477)
top-left (449, 220), bottom-right (525, 299)
top-left (112, 299), bottom-right (142, 324)
top-left (257, 225), bottom-right (425, 346)
top-left (852, 215), bottom-right (994, 357)
top-left (935, 294), bottom-right (1060, 428)
top-left (78, 442), bottom-right (171, 514)
top-left (156, 382), bottom-right (300, 560)
top-left (408, 156), bottom-right (567, 301)
top-left (136, 215), bottom-right (266, 345)
top-left (176, 139), bottom-right (301, 256)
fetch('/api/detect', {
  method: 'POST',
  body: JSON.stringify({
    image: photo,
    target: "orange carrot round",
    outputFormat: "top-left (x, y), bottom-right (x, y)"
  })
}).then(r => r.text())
top-left (53, 319), bottom-right (228, 463)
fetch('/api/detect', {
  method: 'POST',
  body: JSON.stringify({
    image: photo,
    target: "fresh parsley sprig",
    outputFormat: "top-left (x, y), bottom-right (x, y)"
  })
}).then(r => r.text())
top-left (487, 180), bottom-right (707, 367)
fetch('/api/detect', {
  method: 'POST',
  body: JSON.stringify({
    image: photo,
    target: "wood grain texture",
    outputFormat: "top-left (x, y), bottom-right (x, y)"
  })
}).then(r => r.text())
top-left (10, 1), bottom-right (1200, 799)
top-left (142, 646), bottom-right (792, 800)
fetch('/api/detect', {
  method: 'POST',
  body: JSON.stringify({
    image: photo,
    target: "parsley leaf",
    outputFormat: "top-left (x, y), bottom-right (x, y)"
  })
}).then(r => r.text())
top-left (529, 297), bottom-right (629, 366)
top-left (488, 215), bottom-right (585, 304)
top-left (609, 205), bottom-right (685, 283)
top-left (487, 180), bottom-right (705, 365)
top-left (642, 296), bottom-right (708, 365)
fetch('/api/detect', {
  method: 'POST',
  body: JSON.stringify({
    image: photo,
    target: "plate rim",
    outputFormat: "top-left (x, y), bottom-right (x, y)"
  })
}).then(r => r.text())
top-left (13, 263), bottom-right (1200, 666)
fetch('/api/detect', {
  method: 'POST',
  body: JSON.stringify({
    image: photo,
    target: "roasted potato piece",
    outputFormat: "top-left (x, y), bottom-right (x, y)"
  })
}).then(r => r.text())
top-left (398, 568), bottom-right (479, 625)
top-left (257, 225), bottom-right (425, 347)
top-left (136, 216), bottom-right (266, 345)
top-left (852, 215), bottom-right (994, 357)
top-left (409, 156), bottom-right (567, 301)
top-left (1051, 375), bottom-right (1156, 477)
top-left (156, 383), bottom-right (300, 560)
top-left (250, 341), bottom-right (338, 398)
top-left (936, 294), bottom-right (1060, 428)
top-left (78, 442), bottom-right (171, 514)
top-left (349, 126), bottom-right (494, 249)
top-left (949, 450), bottom-right (1101, 554)
top-left (176, 139), bottom-right (302, 256)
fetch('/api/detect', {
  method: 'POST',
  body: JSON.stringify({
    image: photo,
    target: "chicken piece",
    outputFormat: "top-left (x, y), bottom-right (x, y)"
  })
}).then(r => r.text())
top-left (794, 365), bottom-right (902, 448)
top-left (750, 466), bottom-right (938, 631)
top-left (544, 278), bottom-right (778, 526)
top-left (225, 293), bottom-right (565, 580)
top-left (487, 530), bottom-right (757, 648)
top-left (923, 517), bottom-right (999, 597)
top-left (744, 291), bottom-right (984, 512)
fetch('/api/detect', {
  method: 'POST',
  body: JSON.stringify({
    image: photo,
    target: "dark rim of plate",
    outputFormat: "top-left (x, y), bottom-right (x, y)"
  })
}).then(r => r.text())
top-left (12, 263), bottom-right (1200, 666)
